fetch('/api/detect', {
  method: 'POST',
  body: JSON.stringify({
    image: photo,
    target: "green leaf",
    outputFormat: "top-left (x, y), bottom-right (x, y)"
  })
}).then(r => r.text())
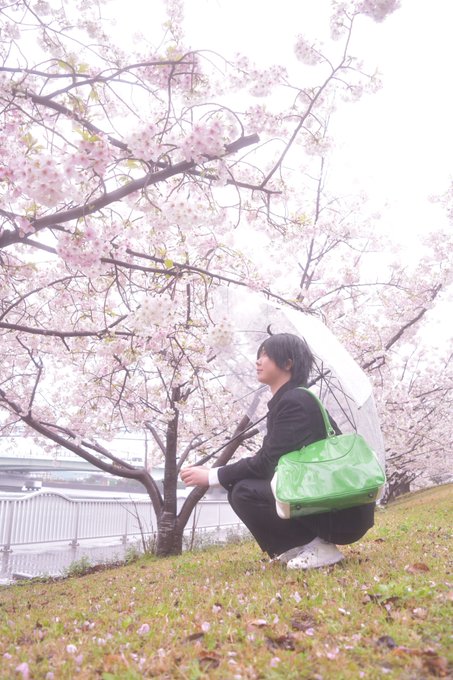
top-left (57, 60), bottom-right (71, 71)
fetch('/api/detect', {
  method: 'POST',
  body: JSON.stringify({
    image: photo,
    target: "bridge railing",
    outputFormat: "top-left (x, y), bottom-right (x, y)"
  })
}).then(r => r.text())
top-left (0, 491), bottom-right (243, 552)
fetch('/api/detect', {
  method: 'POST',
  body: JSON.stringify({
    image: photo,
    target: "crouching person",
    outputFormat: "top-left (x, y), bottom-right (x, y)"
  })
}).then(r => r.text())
top-left (180, 333), bottom-right (374, 569)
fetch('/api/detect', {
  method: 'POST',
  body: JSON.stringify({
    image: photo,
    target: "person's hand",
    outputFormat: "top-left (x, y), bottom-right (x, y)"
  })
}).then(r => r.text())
top-left (180, 466), bottom-right (209, 487)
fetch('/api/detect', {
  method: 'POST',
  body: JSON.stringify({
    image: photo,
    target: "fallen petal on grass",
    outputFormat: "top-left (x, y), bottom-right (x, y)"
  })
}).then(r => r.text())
top-left (15, 662), bottom-right (30, 680)
top-left (137, 623), bottom-right (150, 635)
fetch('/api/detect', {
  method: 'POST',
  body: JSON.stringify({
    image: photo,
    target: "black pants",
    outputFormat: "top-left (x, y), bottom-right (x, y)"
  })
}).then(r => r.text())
top-left (228, 478), bottom-right (375, 557)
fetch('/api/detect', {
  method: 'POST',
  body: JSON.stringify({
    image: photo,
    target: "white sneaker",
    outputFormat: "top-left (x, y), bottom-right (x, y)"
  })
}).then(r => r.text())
top-left (286, 537), bottom-right (344, 570)
top-left (276, 545), bottom-right (306, 564)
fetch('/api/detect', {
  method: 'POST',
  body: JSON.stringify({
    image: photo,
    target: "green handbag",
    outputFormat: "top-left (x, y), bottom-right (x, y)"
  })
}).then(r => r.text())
top-left (270, 388), bottom-right (386, 519)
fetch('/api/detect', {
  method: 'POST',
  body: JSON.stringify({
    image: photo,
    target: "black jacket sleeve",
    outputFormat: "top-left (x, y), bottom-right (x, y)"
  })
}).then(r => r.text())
top-left (217, 387), bottom-right (332, 491)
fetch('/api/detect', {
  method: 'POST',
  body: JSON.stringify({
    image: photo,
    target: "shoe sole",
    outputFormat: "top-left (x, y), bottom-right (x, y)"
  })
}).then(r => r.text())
top-left (287, 554), bottom-right (345, 570)
top-left (276, 546), bottom-right (306, 564)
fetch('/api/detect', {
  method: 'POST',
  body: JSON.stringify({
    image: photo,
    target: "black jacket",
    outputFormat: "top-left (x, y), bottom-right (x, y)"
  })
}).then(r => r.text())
top-left (218, 381), bottom-right (339, 490)
top-left (218, 380), bottom-right (375, 535)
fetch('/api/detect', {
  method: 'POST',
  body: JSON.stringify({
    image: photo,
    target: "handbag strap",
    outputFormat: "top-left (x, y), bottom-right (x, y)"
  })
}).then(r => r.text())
top-left (298, 387), bottom-right (336, 438)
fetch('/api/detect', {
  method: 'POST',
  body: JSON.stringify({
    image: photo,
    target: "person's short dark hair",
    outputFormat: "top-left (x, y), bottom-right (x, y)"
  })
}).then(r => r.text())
top-left (257, 333), bottom-right (314, 386)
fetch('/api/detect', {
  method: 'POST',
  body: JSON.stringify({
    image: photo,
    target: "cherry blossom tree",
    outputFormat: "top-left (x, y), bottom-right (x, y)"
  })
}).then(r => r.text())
top-left (4, 0), bottom-right (445, 556)
top-left (281, 153), bottom-right (453, 497)
top-left (372, 189), bottom-right (453, 499)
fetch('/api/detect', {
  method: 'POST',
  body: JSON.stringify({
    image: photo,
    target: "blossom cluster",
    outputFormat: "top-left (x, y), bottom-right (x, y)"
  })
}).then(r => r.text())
top-left (0, 115), bottom-right (68, 208)
top-left (132, 295), bottom-right (177, 334)
top-left (294, 36), bottom-right (324, 66)
top-left (206, 318), bottom-right (235, 352)
top-left (164, 0), bottom-right (185, 42)
top-left (330, 0), bottom-right (400, 39)
top-left (34, 1), bottom-right (52, 16)
top-left (244, 105), bottom-right (287, 137)
top-left (57, 229), bottom-right (106, 275)
top-left (10, 153), bottom-right (68, 208)
top-left (228, 55), bottom-right (286, 97)
top-left (180, 119), bottom-right (226, 163)
top-left (16, 216), bottom-right (34, 237)
top-left (304, 133), bottom-right (333, 156)
top-left (161, 190), bottom-right (223, 231)
top-left (248, 65), bottom-right (287, 97)
top-left (68, 135), bottom-right (114, 176)
top-left (139, 51), bottom-right (201, 92)
top-left (358, 0), bottom-right (401, 22)
top-left (126, 123), bottom-right (165, 162)
top-left (207, 159), bottom-right (231, 187)
top-left (1, 20), bottom-right (21, 40)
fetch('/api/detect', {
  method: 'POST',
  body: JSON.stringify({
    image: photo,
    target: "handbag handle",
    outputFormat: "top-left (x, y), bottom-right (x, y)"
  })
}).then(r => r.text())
top-left (298, 387), bottom-right (337, 438)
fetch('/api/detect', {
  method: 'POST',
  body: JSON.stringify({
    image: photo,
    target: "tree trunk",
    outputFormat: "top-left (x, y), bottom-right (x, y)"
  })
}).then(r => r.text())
top-left (153, 390), bottom-right (181, 555)
top-left (155, 511), bottom-right (184, 556)
top-left (152, 414), bottom-right (256, 556)
top-left (383, 470), bottom-right (414, 503)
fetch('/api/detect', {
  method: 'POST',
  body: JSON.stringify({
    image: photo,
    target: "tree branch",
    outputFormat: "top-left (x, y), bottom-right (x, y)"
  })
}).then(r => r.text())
top-left (362, 285), bottom-right (443, 371)
top-left (0, 134), bottom-right (259, 249)
top-left (144, 421), bottom-right (167, 456)
top-left (0, 386), bottom-right (164, 512)
top-left (0, 319), bottom-right (130, 339)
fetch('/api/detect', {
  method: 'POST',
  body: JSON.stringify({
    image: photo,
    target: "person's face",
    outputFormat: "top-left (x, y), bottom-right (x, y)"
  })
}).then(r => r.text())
top-left (256, 350), bottom-right (292, 391)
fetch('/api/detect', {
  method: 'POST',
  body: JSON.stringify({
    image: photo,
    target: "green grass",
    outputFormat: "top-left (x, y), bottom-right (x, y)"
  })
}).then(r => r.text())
top-left (1, 485), bottom-right (451, 679)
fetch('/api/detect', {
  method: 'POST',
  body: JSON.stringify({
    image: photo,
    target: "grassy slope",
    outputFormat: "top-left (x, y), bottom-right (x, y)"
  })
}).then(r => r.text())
top-left (0, 485), bottom-right (451, 679)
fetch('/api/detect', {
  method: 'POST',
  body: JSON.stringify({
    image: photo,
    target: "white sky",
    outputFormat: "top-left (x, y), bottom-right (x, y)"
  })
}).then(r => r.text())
top-left (329, 0), bottom-right (453, 235)
top-left (181, 0), bottom-right (453, 240)
top-left (110, 1), bottom-right (453, 240)
top-left (109, 0), bottom-right (453, 240)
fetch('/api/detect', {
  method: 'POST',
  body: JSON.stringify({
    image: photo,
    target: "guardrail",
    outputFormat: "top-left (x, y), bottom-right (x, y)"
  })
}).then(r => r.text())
top-left (0, 491), bottom-right (242, 552)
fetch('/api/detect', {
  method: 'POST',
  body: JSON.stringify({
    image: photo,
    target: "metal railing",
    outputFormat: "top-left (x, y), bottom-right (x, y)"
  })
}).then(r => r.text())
top-left (0, 491), bottom-right (243, 552)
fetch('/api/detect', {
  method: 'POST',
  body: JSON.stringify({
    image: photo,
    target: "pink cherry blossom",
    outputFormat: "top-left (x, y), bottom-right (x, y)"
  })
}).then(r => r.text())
top-left (294, 36), bottom-right (323, 65)
top-left (15, 662), bottom-right (30, 679)
top-left (358, 0), bottom-right (401, 22)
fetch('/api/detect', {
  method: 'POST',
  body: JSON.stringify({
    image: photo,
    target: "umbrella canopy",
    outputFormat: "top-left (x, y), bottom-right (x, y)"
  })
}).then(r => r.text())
top-left (210, 287), bottom-right (385, 468)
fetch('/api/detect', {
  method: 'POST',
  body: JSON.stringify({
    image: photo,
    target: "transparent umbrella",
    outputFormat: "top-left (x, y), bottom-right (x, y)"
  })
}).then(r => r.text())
top-left (209, 287), bottom-right (385, 468)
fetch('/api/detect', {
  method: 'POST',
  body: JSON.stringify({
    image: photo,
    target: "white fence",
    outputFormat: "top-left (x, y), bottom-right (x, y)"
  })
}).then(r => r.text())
top-left (0, 491), bottom-right (243, 552)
